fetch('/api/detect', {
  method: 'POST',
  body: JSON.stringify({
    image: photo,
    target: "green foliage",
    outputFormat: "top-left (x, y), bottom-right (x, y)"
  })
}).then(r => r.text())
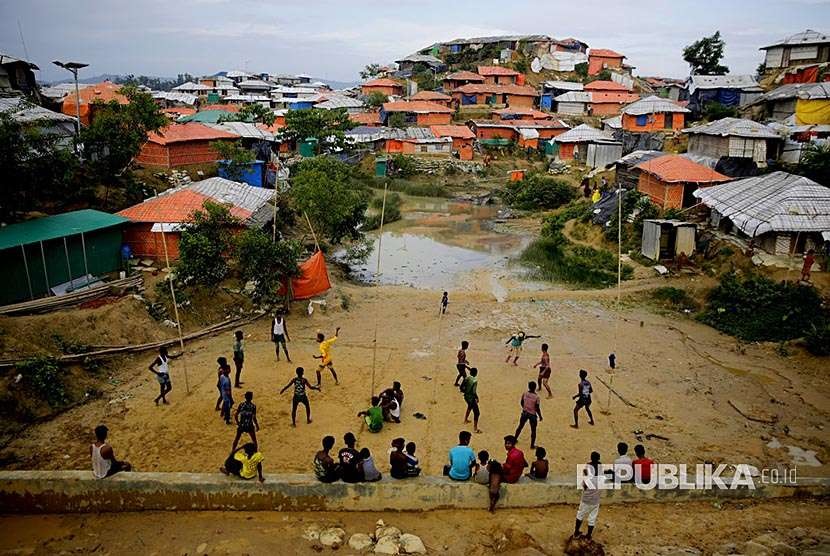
top-left (81, 85), bottom-right (167, 181)
top-left (652, 286), bottom-right (699, 312)
top-left (683, 31), bottom-right (729, 75)
top-left (0, 109), bottom-right (82, 222)
top-left (390, 154), bottom-right (417, 177)
top-left (797, 143), bottom-right (830, 185)
top-left (117, 73), bottom-right (196, 91)
top-left (364, 192), bottom-right (403, 230)
top-left (521, 201), bottom-right (633, 288)
top-left (177, 201), bottom-right (238, 286)
top-left (513, 58), bottom-right (528, 74)
top-left (412, 70), bottom-right (438, 92)
top-left (604, 192), bottom-right (658, 249)
top-left (18, 356), bottom-right (67, 407)
top-left (290, 157), bottom-right (371, 244)
top-left (574, 62), bottom-right (588, 79)
top-left (700, 274), bottom-right (826, 342)
top-left (702, 101), bottom-right (738, 120)
top-left (388, 112), bottom-right (407, 129)
top-left (365, 91), bottom-right (388, 108)
top-left (360, 63), bottom-right (383, 80)
top-left (805, 323), bottom-right (830, 356)
top-left (284, 108), bottom-right (355, 152)
top-left (212, 140), bottom-right (255, 181)
top-left (235, 229), bottom-right (301, 303)
top-left (502, 173), bottom-right (575, 211)
top-left (596, 69), bottom-right (612, 81)
top-left (236, 103), bottom-right (276, 126)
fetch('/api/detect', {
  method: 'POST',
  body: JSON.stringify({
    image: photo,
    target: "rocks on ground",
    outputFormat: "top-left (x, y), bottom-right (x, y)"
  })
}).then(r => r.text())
top-left (302, 519), bottom-right (426, 554)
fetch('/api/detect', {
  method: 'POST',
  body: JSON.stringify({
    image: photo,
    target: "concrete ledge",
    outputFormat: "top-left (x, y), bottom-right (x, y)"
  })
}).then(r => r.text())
top-left (1, 471), bottom-right (828, 513)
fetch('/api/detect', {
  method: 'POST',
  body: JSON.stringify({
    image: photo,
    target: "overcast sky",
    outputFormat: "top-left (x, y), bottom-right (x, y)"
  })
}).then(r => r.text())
top-left (1, 0), bottom-right (829, 84)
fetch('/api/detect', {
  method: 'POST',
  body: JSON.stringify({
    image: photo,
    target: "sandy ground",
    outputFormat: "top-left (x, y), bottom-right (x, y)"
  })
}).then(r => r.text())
top-left (1, 500), bottom-right (828, 555)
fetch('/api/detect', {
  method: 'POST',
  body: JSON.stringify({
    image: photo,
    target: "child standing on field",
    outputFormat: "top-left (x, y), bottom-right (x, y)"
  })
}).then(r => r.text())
top-left (440, 292), bottom-right (449, 315)
top-left (233, 330), bottom-right (244, 388)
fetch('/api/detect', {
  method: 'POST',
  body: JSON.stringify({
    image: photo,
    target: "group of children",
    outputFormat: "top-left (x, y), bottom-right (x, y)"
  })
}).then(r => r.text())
top-left (312, 432), bottom-right (421, 483)
top-left (358, 382), bottom-right (405, 433)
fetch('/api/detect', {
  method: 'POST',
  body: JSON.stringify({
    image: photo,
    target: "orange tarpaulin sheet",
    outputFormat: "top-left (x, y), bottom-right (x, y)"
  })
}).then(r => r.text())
top-left (62, 82), bottom-right (129, 126)
top-left (281, 251), bottom-right (331, 300)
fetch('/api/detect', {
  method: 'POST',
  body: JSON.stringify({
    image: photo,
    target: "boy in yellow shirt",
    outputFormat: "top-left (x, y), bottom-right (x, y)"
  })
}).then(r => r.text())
top-left (314, 327), bottom-right (340, 389)
top-left (220, 443), bottom-right (264, 483)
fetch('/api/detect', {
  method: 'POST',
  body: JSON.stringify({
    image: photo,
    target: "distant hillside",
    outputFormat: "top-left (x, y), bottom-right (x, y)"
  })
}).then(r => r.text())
top-left (42, 73), bottom-right (360, 90)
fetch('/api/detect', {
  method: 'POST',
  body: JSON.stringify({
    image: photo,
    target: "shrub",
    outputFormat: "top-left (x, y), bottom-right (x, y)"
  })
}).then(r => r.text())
top-left (805, 323), bottom-right (830, 356)
top-left (364, 192), bottom-right (403, 230)
top-left (177, 201), bottom-right (238, 286)
top-left (702, 101), bottom-right (738, 120)
top-left (652, 286), bottom-right (699, 312)
top-left (390, 154), bottom-right (417, 177)
top-left (18, 356), bottom-right (68, 407)
top-left (700, 274), bottom-right (826, 342)
top-left (386, 179), bottom-right (449, 198)
top-left (235, 229), bottom-right (301, 303)
top-left (502, 173), bottom-right (575, 211)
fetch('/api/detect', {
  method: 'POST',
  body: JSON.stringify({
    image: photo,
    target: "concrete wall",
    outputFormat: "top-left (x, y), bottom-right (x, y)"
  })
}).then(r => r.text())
top-left (2, 471), bottom-right (827, 514)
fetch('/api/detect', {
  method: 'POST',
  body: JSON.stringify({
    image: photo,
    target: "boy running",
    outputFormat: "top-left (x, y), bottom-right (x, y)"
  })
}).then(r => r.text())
top-left (572, 369), bottom-right (595, 428)
top-left (454, 340), bottom-right (471, 387)
top-left (280, 367), bottom-right (319, 427)
top-left (514, 382), bottom-right (543, 449)
top-left (461, 367), bottom-right (482, 433)
top-left (314, 327), bottom-right (340, 388)
top-left (505, 331), bottom-right (540, 366)
top-left (534, 343), bottom-right (552, 398)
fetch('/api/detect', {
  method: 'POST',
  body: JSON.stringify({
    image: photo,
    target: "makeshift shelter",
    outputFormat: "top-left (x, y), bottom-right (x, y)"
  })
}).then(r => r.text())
top-left (760, 30), bottom-right (830, 73)
top-left (477, 66), bottom-right (522, 85)
top-left (588, 49), bottom-right (625, 76)
top-left (683, 117), bottom-right (781, 164)
top-left (751, 82), bottom-right (830, 124)
top-left (693, 171), bottom-right (830, 255)
top-left (380, 101), bottom-right (452, 126)
top-left (469, 119), bottom-right (569, 149)
top-left (430, 124), bottom-right (476, 160)
top-left (117, 177), bottom-right (274, 260)
top-left (554, 91), bottom-right (591, 115)
top-left (0, 52), bottom-right (39, 98)
top-left (621, 96), bottom-right (689, 132)
top-left (584, 80), bottom-right (630, 94)
top-left (450, 84), bottom-right (538, 108)
top-left (634, 154), bottom-right (730, 209)
top-left (136, 123), bottom-right (238, 168)
top-left (552, 124), bottom-right (620, 165)
top-left (614, 150), bottom-right (663, 190)
top-left (61, 81), bottom-right (129, 125)
top-left (442, 70), bottom-right (485, 91)
top-left (279, 251), bottom-right (331, 300)
top-left (492, 108), bottom-right (552, 121)
top-left (0, 96), bottom-right (77, 147)
top-left (0, 210), bottom-right (128, 305)
top-left (361, 78), bottom-right (404, 97)
top-left (589, 92), bottom-right (641, 116)
top-left (641, 220), bottom-right (697, 261)
top-left (408, 90), bottom-right (454, 107)
top-left (382, 127), bottom-right (453, 155)
top-left (687, 75), bottom-right (763, 114)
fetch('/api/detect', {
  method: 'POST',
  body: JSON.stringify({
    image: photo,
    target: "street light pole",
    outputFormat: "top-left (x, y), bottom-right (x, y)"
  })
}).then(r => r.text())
top-left (52, 60), bottom-right (88, 148)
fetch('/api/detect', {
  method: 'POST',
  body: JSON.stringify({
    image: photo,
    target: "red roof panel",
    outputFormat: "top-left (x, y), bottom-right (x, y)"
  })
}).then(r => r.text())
top-left (634, 155), bottom-right (730, 183)
top-left (146, 123), bottom-right (238, 145)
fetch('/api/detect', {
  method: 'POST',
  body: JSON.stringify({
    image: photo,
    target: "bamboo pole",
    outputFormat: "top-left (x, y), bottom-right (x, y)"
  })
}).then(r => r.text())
top-left (369, 182), bottom-right (389, 398)
top-left (303, 212), bottom-right (320, 252)
top-left (39, 241), bottom-right (49, 297)
top-left (20, 245), bottom-right (33, 300)
top-left (154, 191), bottom-right (190, 394)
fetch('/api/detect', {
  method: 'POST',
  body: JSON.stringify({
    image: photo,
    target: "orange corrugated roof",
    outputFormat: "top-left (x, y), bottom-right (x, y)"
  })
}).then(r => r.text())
top-left (256, 122), bottom-right (285, 133)
top-left (382, 100), bottom-right (453, 113)
top-left (61, 81), bottom-right (130, 124)
top-left (200, 104), bottom-right (242, 113)
top-left (409, 90), bottom-right (452, 101)
top-left (477, 65), bottom-right (521, 76)
top-left (363, 78), bottom-right (403, 88)
top-left (589, 49), bottom-right (625, 58)
top-left (430, 125), bottom-right (475, 139)
top-left (453, 84), bottom-right (538, 96)
top-left (161, 107), bottom-right (197, 117)
top-left (590, 92), bottom-right (641, 104)
top-left (444, 70), bottom-right (485, 81)
top-left (492, 108), bottom-right (552, 119)
top-left (117, 189), bottom-right (251, 223)
top-left (634, 154), bottom-right (730, 183)
top-left (146, 123), bottom-right (239, 145)
top-left (349, 111), bottom-right (382, 125)
top-left (584, 80), bottom-right (630, 92)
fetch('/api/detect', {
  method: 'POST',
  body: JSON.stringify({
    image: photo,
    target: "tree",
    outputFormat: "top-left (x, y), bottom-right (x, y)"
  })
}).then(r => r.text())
top-left (387, 112), bottom-right (407, 129)
top-left (702, 101), bottom-right (738, 120)
top-left (235, 103), bottom-right (276, 126)
top-left (365, 91), bottom-right (388, 108)
top-left (502, 173), bottom-right (575, 210)
top-left (797, 143), bottom-right (830, 185)
top-left (360, 63), bottom-right (383, 80)
top-left (683, 31), bottom-right (729, 75)
top-left (574, 62), bottom-right (588, 79)
top-left (0, 108), bottom-right (82, 222)
top-left (177, 201), bottom-right (238, 287)
top-left (283, 108), bottom-right (355, 152)
top-left (212, 140), bottom-right (255, 181)
top-left (290, 157), bottom-right (371, 244)
top-left (235, 229), bottom-right (301, 303)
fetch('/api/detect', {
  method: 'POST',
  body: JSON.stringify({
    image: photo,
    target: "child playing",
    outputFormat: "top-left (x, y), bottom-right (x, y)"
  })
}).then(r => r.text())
top-left (528, 446), bottom-right (549, 480)
top-left (473, 450), bottom-right (490, 484)
top-left (232, 330), bottom-right (244, 388)
top-left (405, 441), bottom-right (421, 477)
top-left (505, 331), bottom-right (540, 366)
top-left (488, 460), bottom-right (503, 513)
top-left (440, 292), bottom-right (449, 315)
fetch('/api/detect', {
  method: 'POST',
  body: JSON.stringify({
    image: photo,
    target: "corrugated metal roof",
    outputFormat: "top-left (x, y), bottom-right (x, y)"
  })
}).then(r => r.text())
top-left (382, 101), bottom-right (453, 113)
top-left (693, 171), bottom-right (830, 235)
top-left (0, 210), bottom-right (128, 250)
top-left (0, 96), bottom-right (76, 124)
top-left (584, 80), bottom-right (630, 92)
top-left (603, 115), bottom-right (622, 129)
top-left (363, 78), bottom-right (403, 88)
top-left (477, 65), bottom-right (521, 76)
top-left (444, 71), bottom-right (485, 81)
top-left (616, 149), bottom-right (664, 166)
top-left (443, 35), bottom-right (552, 46)
top-left (754, 82), bottom-right (830, 102)
top-left (554, 91), bottom-right (591, 103)
top-left (543, 80), bottom-right (584, 91)
top-left (205, 122), bottom-right (275, 140)
top-left (688, 74), bottom-right (761, 93)
top-left (634, 154), bottom-right (730, 183)
top-left (172, 81), bottom-right (212, 92)
top-left (409, 90), bottom-right (452, 102)
top-left (152, 91), bottom-right (198, 105)
top-left (682, 117), bottom-right (780, 139)
top-left (188, 177), bottom-right (274, 215)
top-left (396, 54), bottom-right (443, 65)
top-left (589, 48), bottom-right (624, 58)
top-left (430, 125), bottom-right (475, 139)
top-left (623, 95), bottom-right (690, 115)
top-left (761, 29), bottom-right (830, 49)
top-left (237, 79), bottom-right (274, 89)
top-left (554, 123), bottom-right (617, 143)
top-left (147, 122), bottom-right (238, 144)
top-left (314, 95), bottom-right (364, 109)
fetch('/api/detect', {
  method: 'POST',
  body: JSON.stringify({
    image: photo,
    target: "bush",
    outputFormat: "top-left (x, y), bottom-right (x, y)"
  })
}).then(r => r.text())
top-left (177, 201), bottom-right (238, 286)
top-left (365, 192), bottom-right (403, 230)
top-left (805, 323), bottom-right (830, 356)
top-left (502, 173), bottom-right (575, 210)
top-left (18, 356), bottom-right (68, 407)
top-left (386, 179), bottom-right (449, 198)
top-left (702, 101), bottom-right (738, 120)
top-left (390, 154), bottom-right (417, 177)
top-left (700, 274), bottom-right (826, 342)
top-left (652, 286), bottom-right (699, 312)
top-left (235, 229), bottom-right (301, 303)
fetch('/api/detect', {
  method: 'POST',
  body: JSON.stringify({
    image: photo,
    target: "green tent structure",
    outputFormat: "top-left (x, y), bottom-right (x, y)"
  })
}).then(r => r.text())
top-left (0, 210), bottom-right (129, 306)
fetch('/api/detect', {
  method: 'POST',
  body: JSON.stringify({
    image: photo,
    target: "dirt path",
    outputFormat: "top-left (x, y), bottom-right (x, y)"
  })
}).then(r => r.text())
top-left (1, 499), bottom-right (828, 555)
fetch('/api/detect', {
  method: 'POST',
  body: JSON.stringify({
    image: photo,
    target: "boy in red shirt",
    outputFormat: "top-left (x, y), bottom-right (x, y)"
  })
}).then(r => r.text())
top-left (632, 444), bottom-right (654, 484)
top-left (501, 435), bottom-right (528, 484)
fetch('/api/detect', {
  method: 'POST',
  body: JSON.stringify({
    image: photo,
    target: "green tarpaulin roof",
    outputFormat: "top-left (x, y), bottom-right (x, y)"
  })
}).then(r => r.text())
top-left (178, 110), bottom-right (241, 124)
top-left (0, 209), bottom-right (129, 251)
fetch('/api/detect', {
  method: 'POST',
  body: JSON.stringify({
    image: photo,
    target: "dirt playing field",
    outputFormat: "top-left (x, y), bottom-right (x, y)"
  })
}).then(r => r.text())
top-left (1, 200), bottom-right (827, 480)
